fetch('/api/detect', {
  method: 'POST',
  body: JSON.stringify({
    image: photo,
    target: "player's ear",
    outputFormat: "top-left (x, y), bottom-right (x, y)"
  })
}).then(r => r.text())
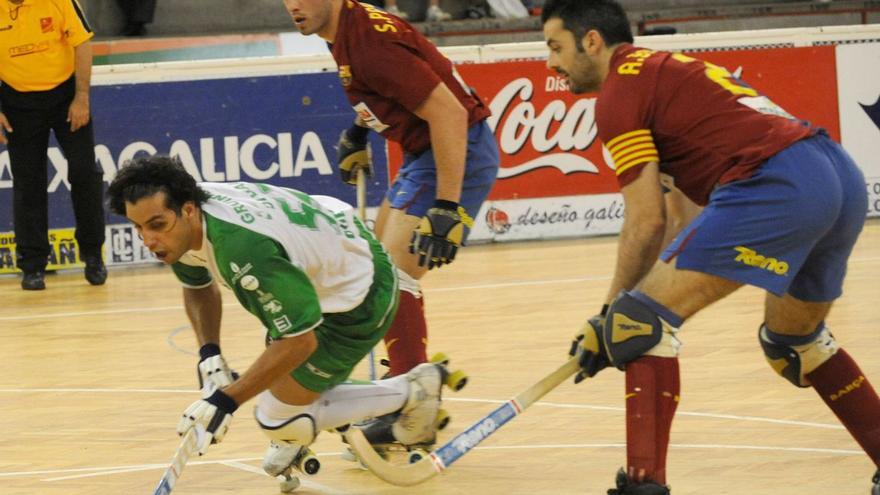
top-left (182, 201), bottom-right (196, 218)
top-left (584, 29), bottom-right (604, 55)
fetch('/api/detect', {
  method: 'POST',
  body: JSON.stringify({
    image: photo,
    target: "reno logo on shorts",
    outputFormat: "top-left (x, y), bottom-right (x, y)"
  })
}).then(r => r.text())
top-left (733, 246), bottom-right (789, 275)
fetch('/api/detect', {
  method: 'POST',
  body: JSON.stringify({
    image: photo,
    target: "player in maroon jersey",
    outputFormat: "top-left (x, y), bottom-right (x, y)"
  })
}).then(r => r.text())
top-left (543, 0), bottom-right (880, 493)
top-left (281, 0), bottom-right (499, 446)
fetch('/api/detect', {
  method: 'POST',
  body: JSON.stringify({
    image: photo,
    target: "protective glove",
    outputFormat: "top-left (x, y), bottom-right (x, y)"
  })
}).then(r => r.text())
top-left (336, 125), bottom-right (371, 185)
top-left (569, 305), bottom-right (611, 384)
top-left (197, 343), bottom-right (238, 390)
top-left (176, 388), bottom-right (238, 455)
top-left (409, 200), bottom-right (474, 269)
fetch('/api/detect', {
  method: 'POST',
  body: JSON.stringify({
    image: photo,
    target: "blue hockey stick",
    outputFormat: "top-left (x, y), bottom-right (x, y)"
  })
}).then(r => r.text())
top-left (344, 356), bottom-right (580, 486)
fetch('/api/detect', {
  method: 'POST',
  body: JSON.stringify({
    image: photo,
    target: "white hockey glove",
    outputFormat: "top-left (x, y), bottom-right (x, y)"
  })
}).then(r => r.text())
top-left (197, 344), bottom-right (237, 390)
top-left (177, 388), bottom-right (238, 455)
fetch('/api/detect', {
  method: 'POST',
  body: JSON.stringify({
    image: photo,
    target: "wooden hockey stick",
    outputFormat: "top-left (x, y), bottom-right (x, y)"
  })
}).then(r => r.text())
top-left (152, 429), bottom-right (200, 495)
top-left (355, 170), bottom-right (378, 381)
top-left (344, 357), bottom-right (580, 486)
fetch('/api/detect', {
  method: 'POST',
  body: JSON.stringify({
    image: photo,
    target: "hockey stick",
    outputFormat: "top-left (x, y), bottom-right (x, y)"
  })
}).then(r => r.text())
top-left (355, 170), bottom-right (378, 381)
top-left (344, 356), bottom-right (580, 486)
top-left (152, 428), bottom-right (200, 495)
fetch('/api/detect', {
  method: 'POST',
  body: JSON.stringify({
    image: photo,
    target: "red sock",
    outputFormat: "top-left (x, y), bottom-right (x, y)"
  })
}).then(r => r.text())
top-left (807, 349), bottom-right (880, 466)
top-left (383, 290), bottom-right (428, 376)
top-left (653, 357), bottom-right (679, 484)
top-left (626, 356), bottom-right (679, 484)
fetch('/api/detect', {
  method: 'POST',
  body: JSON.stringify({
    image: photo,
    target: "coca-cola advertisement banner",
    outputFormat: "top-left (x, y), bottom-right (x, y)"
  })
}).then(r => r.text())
top-left (455, 46), bottom-right (840, 203)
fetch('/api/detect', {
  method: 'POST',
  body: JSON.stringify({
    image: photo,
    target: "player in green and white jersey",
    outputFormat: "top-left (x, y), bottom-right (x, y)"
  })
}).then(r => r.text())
top-left (107, 155), bottom-right (446, 478)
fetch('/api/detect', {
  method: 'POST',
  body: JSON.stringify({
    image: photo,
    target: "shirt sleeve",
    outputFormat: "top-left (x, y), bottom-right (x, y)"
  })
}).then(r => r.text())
top-left (60, 0), bottom-right (94, 47)
top-left (596, 68), bottom-right (659, 189)
top-left (358, 38), bottom-right (443, 112)
top-left (211, 227), bottom-right (324, 340)
top-left (171, 262), bottom-right (213, 289)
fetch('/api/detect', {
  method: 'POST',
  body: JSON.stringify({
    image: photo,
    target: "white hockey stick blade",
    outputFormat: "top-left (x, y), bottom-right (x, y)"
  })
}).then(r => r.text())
top-left (344, 357), bottom-right (580, 486)
top-left (152, 429), bottom-right (200, 495)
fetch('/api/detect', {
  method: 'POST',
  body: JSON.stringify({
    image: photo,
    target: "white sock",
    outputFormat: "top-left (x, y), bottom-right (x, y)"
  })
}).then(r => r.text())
top-left (257, 375), bottom-right (409, 431)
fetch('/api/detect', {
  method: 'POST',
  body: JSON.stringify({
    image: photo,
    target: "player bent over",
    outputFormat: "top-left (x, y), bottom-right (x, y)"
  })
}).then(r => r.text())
top-left (543, 1), bottom-right (880, 493)
top-left (107, 156), bottom-right (449, 487)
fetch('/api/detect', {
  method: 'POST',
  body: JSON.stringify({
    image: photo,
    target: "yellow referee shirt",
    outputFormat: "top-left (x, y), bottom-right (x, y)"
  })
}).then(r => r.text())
top-left (0, 0), bottom-right (93, 92)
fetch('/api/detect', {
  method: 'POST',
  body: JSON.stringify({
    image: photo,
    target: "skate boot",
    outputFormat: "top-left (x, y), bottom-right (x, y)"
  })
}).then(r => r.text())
top-left (340, 413), bottom-right (398, 464)
top-left (872, 469), bottom-right (880, 495)
top-left (341, 408), bottom-right (453, 464)
top-left (262, 440), bottom-right (321, 493)
top-left (607, 468), bottom-right (670, 495)
top-left (393, 362), bottom-right (445, 446)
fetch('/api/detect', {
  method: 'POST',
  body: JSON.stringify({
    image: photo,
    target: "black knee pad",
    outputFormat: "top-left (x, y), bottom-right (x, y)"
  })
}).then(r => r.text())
top-left (603, 292), bottom-right (665, 369)
top-left (758, 323), bottom-right (839, 388)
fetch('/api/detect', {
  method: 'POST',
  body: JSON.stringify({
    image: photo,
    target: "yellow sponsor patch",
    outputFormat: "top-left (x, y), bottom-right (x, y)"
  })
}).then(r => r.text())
top-left (339, 65), bottom-right (352, 87)
top-left (611, 314), bottom-right (654, 344)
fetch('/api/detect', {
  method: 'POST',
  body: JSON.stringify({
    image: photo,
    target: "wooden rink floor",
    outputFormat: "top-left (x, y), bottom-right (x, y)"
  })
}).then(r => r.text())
top-left (1, 220), bottom-right (879, 495)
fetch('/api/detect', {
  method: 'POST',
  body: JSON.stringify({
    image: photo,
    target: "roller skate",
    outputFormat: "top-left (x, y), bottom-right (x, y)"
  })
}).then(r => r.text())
top-left (607, 468), bottom-right (670, 495)
top-left (262, 440), bottom-right (321, 493)
top-left (342, 353), bottom-right (466, 465)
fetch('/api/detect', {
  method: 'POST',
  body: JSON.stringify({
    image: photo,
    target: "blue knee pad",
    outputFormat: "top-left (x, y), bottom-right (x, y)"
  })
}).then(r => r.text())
top-left (604, 291), bottom-right (683, 369)
top-left (758, 323), bottom-right (839, 387)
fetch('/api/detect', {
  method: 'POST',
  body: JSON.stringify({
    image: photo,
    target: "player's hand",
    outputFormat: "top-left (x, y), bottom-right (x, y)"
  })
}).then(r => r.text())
top-left (569, 306), bottom-right (611, 383)
top-left (177, 388), bottom-right (237, 455)
top-left (0, 112), bottom-right (12, 145)
top-left (336, 128), bottom-right (372, 185)
top-left (67, 95), bottom-right (90, 132)
top-left (409, 200), bottom-right (473, 269)
top-left (197, 344), bottom-right (238, 390)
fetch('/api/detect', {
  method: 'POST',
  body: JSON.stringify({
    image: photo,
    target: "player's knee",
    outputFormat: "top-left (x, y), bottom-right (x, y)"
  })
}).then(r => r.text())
top-left (604, 291), bottom-right (683, 369)
top-left (758, 323), bottom-right (839, 387)
top-left (254, 391), bottom-right (318, 445)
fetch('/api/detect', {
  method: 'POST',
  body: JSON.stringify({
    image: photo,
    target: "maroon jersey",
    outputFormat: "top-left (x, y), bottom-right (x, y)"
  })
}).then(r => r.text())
top-left (330, 0), bottom-right (490, 155)
top-left (597, 45), bottom-right (815, 205)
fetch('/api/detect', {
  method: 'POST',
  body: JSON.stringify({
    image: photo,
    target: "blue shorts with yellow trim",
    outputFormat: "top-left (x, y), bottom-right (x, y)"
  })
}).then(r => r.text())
top-left (662, 134), bottom-right (867, 301)
top-left (386, 119), bottom-right (499, 242)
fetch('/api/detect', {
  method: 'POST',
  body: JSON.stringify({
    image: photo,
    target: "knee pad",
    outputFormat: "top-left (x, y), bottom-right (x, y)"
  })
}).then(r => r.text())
top-left (397, 268), bottom-right (422, 298)
top-left (254, 391), bottom-right (318, 445)
top-left (759, 323), bottom-right (839, 388)
top-left (604, 291), bottom-right (682, 369)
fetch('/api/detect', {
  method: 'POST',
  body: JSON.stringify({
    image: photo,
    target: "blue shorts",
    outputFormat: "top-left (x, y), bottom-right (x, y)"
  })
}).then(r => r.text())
top-left (662, 134), bottom-right (867, 301)
top-left (387, 119), bottom-right (499, 243)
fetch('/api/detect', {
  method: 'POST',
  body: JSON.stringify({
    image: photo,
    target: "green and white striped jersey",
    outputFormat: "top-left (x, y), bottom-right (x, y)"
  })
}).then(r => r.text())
top-left (172, 182), bottom-right (385, 339)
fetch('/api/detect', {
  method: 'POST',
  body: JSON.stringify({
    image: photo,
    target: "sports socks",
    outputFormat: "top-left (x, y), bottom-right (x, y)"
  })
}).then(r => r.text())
top-left (256, 376), bottom-right (410, 431)
top-left (625, 356), bottom-right (680, 484)
top-left (807, 348), bottom-right (880, 467)
top-left (383, 290), bottom-right (428, 376)
top-left (624, 291), bottom-right (682, 484)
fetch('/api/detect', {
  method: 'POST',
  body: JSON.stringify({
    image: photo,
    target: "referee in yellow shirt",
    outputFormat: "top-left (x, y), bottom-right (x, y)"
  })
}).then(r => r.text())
top-left (0, 0), bottom-right (106, 290)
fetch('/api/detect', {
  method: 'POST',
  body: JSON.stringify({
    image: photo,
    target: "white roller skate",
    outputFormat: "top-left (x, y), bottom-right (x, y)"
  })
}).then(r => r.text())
top-left (262, 440), bottom-right (320, 493)
top-left (392, 362), bottom-right (445, 446)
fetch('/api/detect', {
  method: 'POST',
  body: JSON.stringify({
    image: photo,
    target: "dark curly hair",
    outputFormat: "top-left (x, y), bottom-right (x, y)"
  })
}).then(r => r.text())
top-left (107, 155), bottom-right (210, 216)
top-left (541, 0), bottom-right (633, 51)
